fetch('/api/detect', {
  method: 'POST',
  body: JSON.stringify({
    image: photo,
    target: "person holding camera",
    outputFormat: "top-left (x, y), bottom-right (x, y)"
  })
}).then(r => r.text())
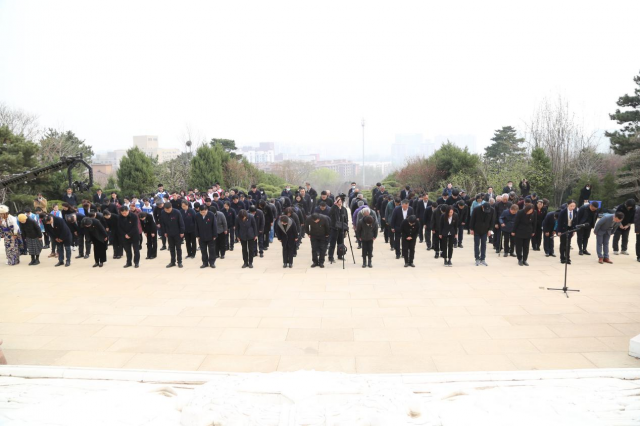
top-left (328, 196), bottom-right (349, 263)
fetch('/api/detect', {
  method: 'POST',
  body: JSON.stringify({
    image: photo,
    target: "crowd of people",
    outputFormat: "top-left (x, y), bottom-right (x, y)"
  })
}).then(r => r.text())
top-left (1, 180), bottom-right (639, 270)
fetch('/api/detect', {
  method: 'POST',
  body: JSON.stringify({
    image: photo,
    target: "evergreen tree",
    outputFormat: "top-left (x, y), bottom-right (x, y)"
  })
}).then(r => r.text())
top-left (210, 138), bottom-right (241, 159)
top-left (484, 126), bottom-right (526, 163)
top-left (0, 125), bottom-right (39, 203)
top-left (527, 147), bottom-right (553, 199)
top-left (117, 147), bottom-right (155, 196)
top-left (606, 71), bottom-right (640, 155)
top-left (430, 141), bottom-right (481, 180)
top-left (189, 144), bottom-right (227, 190)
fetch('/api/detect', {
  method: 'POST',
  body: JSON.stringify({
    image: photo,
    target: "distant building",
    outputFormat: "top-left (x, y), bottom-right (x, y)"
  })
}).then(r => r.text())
top-left (94, 149), bottom-right (127, 170)
top-left (91, 163), bottom-right (114, 187)
top-left (315, 159), bottom-right (359, 180)
top-left (237, 142), bottom-right (276, 164)
top-left (133, 135), bottom-right (180, 164)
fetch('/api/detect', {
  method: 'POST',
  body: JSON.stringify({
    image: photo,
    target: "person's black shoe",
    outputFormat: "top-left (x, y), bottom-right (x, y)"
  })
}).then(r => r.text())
top-left (448, 260), bottom-right (452, 266)
top-left (503, 253), bottom-right (508, 257)
top-left (328, 257), bottom-right (334, 264)
top-left (75, 255), bottom-right (83, 259)
top-left (160, 246), bottom-right (167, 251)
top-left (259, 253), bottom-right (264, 258)
top-left (200, 264), bottom-right (208, 269)
top-left (166, 263), bottom-right (175, 268)
top-left (311, 263), bottom-right (318, 268)
top-left (637, 257), bottom-right (640, 262)
top-left (550, 253), bottom-right (556, 257)
top-left (249, 264), bottom-right (254, 268)
top-left (518, 260), bottom-right (523, 266)
top-left (283, 263), bottom-right (287, 268)
top-left (583, 250), bottom-right (591, 256)
top-left (579, 250), bottom-right (583, 255)
top-left (523, 261), bottom-right (529, 266)
top-left (509, 253), bottom-right (517, 257)
top-left (220, 255), bottom-right (225, 259)
top-left (396, 255), bottom-right (401, 259)
top-left (404, 263), bottom-right (409, 267)
top-left (229, 248), bottom-right (234, 251)
top-left (458, 244), bottom-right (463, 249)
top-left (567, 260), bottom-right (571, 265)
top-left (178, 263), bottom-right (183, 268)
top-left (93, 263), bottom-right (99, 268)
top-left (288, 263), bottom-right (293, 268)
top-left (545, 254), bottom-right (550, 257)
top-left (134, 264), bottom-right (139, 268)
top-left (390, 247), bottom-right (394, 251)
top-left (99, 261), bottom-right (103, 267)
top-left (368, 261), bottom-right (372, 268)
top-left (560, 259), bottom-right (566, 264)
top-left (453, 243), bottom-right (457, 248)
top-left (435, 253), bottom-right (439, 259)
top-left (264, 247), bottom-right (268, 251)
top-left (84, 254), bottom-right (90, 259)
top-left (65, 260), bottom-right (70, 267)
top-left (210, 264), bottom-right (216, 268)
top-left (319, 264), bottom-right (324, 268)
top-left (410, 263), bottom-right (415, 267)
top-left (363, 264), bottom-right (367, 268)
top-left (123, 264), bottom-right (132, 268)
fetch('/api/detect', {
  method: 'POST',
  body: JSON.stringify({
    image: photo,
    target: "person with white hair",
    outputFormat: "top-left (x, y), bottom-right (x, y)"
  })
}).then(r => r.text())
top-left (0, 205), bottom-right (21, 265)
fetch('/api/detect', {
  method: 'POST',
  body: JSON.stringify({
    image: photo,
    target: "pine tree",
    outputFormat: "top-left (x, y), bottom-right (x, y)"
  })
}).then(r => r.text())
top-left (117, 147), bottom-right (155, 196)
top-left (606, 71), bottom-right (640, 155)
top-left (484, 126), bottom-right (526, 163)
top-left (527, 147), bottom-right (553, 199)
top-left (189, 144), bottom-right (228, 190)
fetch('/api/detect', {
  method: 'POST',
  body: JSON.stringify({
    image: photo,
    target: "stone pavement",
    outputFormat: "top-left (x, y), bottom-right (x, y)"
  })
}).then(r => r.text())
top-left (1, 232), bottom-right (639, 373)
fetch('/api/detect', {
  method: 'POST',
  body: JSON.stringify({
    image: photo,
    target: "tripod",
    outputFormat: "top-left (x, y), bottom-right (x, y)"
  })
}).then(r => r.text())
top-left (342, 228), bottom-right (356, 269)
top-left (548, 226), bottom-right (584, 298)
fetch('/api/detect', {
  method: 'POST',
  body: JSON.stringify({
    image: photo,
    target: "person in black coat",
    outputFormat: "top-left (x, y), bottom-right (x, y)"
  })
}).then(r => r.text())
top-left (65, 213), bottom-right (88, 259)
top-left (439, 206), bottom-right (459, 266)
top-left (81, 217), bottom-right (108, 267)
top-left (328, 197), bottom-right (349, 263)
top-left (118, 206), bottom-right (141, 268)
top-left (102, 210), bottom-right (123, 259)
top-left (512, 204), bottom-right (536, 266)
top-left (249, 205), bottom-right (265, 257)
top-left (18, 214), bottom-right (43, 265)
top-left (180, 200), bottom-right (197, 259)
top-left (576, 201), bottom-right (599, 256)
top-left (306, 213), bottom-right (330, 268)
top-left (93, 189), bottom-right (107, 205)
top-left (519, 179), bottom-right (530, 197)
top-left (532, 200), bottom-right (546, 252)
top-left (422, 197), bottom-right (435, 250)
top-left (44, 214), bottom-right (73, 266)
top-left (578, 184), bottom-right (592, 207)
top-left (139, 212), bottom-right (157, 259)
top-left (470, 203), bottom-right (494, 265)
top-left (222, 202), bottom-right (237, 251)
top-left (160, 203), bottom-right (185, 268)
top-left (557, 200), bottom-right (577, 264)
top-left (400, 215), bottom-right (419, 267)
top-left (431, 204), bottom-right (447, 259)
top-left (542, 210), bottom-right (559, 257)
top-left (454, 200), bottom-right (468, 248)
top-left (414, 193), bottom-right (432, 246)
top-left (153, 199), bottom-right (167, 251)
top-left (390, 200), bottom-right (414, 260)
top-left (280, 186), bottom-right (294, 202)
top-left (612, 199), bottom-right (636, 255)
top-left (194, 205), bottom-right (218, 268)
top-left (259, 200), bottom-right (274, 251)
top-left (235, 209), bottom-right (258, 268)
top-left (502, 181), bottom-right (515, 195)
top-left (62, 188), bottom-right (78, 207)
top-left (275, 214), bottom-right (299, 268)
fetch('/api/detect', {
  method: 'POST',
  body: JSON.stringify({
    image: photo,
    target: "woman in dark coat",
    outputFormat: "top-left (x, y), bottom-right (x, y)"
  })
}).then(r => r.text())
top-left (18, 214), bottom-right (43, 265)
top-left (512, 204), bottom-right (536, 266)
top-left (578, 184), bottom-right (592, 207)
top-left (275, 214), bottom-right (299, 268)
top-left (82, 217), bottom-right (108, 267)
top-left (439, 205), bottom-right (459, 267)
top-left (235, 209), bottom-right (258, 268)
top-left (519, 179), bottom-right (531, 197)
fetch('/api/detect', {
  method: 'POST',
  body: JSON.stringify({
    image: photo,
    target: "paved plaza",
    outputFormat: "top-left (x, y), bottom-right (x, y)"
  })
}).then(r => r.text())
top-left (1, 233), bottom-right (639, 374)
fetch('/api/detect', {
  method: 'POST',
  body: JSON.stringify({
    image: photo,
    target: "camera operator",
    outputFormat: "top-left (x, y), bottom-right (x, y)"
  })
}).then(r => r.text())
top-left (328, 195), bottom-right (349, 263)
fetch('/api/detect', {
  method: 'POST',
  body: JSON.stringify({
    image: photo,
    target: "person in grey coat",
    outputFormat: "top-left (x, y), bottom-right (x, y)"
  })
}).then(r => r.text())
top-left (594, 211), bottom-right (624, 263)
top-left (212, 206), bottom-right (228, 260)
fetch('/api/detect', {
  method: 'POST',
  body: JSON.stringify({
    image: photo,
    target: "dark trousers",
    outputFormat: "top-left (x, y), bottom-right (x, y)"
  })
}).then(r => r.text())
top-left (123, 236), bottom-right (140, 265)
top-left (167, 234), bottom-right (183, 264)
top-left (200, 238), bottom-right (216, 266)
top-left (387, 224), bottom-right (394, 248)
top-left (145, 232), bottom-right (157, 258)
top-left (560, 233), bottom-right (573, 262)
top-left (257, 232), bottom-right (264, 254)
top-left (56, 242), bottom-right (71, 262)
top-left (80, 233), bottom-right (91, 255)
top-left (328, 228), bottom-right (344, 259)
top-left (533, 228), bottom-right (543, 249)
top-left (240, 239), bottom-right (253, 265)
top-left (111, 235), bottom-right (123, 257)
top-left (576, 228), bottom-right (590, 251)
top-left (402, 238), bottom-right (416, 264)
top-left (184, 232), bottom-right (196, 257)
top-left (44, 232), bottom-right (50, 248)
top-left (393, 229), bottom-right (401, 256)
top-left (455, 225), bottom-right (464, 245)
top-left (612, 227), bottom-right (630, 252)
top-left (382, 220), bottom-right (389, 243)
top-left (424, 226), bottom-right (432, 248)
top-left (282, 244), bottom-right (294, 265)
top-left (432, 231), bottom-right (440, 253)
top-left (442, 235), bottom-right (454, 259)
top-left (93, 239), bottom-right (107, 263)
top-left (474, 233), bottom-right (487, 260)
top-left (503, 232), bottom-right (514, 254)
top-left (226, 228), bottom-right (235, 250)
top-left (311, 236), bottom-right (327, 265)
top-left (515, 237), bottom-right (530, 261)
top-left (263, 223), bottom-right (272, 249)
top-left (493, 227), bottom-right (501, 250)
top-left (361, 239), bottom-right (373, 260)
top-left (544, 233), bottom-right (555, 255)
top-left (216, 233), bottom-right (226, 257)
top-left (160, 234), bottom-right (167, 248)
top-left (417, 221), bottom-right (424, 242)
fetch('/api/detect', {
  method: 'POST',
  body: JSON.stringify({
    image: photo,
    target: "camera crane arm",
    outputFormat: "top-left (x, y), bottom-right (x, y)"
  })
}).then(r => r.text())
top-left (0, 154), bottom-right (93, 191)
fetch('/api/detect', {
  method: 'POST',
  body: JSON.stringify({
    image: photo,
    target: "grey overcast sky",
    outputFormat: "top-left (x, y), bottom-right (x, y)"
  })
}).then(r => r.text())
top-left (0, 0), bottom-right (638, 156)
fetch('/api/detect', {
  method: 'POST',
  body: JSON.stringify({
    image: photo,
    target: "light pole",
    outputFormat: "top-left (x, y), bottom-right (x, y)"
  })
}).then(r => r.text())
top-left (361, 118), bottom-right (365, 187)
top-left (186, 140), bottom-right (192, 159)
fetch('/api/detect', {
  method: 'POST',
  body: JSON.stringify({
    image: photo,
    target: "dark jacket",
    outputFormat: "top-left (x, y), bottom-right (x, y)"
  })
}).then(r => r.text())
top-left (19, 218), bottom-right (42, 239)
top-left (390, 206), bottom-right (414, 231)
top-left (499, 210), bottom-right (517, 233)
top-left (431, 207), bottom-right (445, 233)
top-left (62, 193), bottom-right (78, 206)
top-left (616, 203), bottom-right (635, 227)
top-left (160, 208), bottom-right (185, 237)
top-left (235, 215), bottom-right (258, 241)
top-left (576, 204), bottom-right (598, 229)
top-left (46, 216), bottom-right (73, 244)
top-left (439, 212), bottom-right (459, 237)
top-left (195, 211), bottom-right (218, 241)
top-left (140, 216), bottom-right (156, 235)
top-left (414, 200), bottom-right (433, 225)
top-left (356, 219), bottom-right (378, 241)
top-left (84, 218), bottom-right (108, 242)
top-left (512, 210), bottom-right (536, 238)
top-left (222, 207), bottom-right (236, 229)
top-left (502, 185), bottom-right (515, 195)
top-left (519, 181), bottom-right (530, 197)
top-left (556, 208), bottom-right (576, 234)
top-left (578, 186), bottom-right (591, 206)
top-left (180, 207), bottom-right (197, 233)
top-left (253, 209), bottom-right (265, 233)
top-left (275, 216), bottom-right (298, 249)
top-left (93, 193), bottom-right (107, 205)
top-left (454, 205), bottom-right (468, 225)
top-left (329, 204), bottom-right (349, 230)
top-left (118, 212), bottom-right (141, 239)
top-left (635, 206), bottom-right (640, 233)
top-left (542, 211), bottom-right (558, 234)
top-left (280, 189), bottom-right (294, 201)
top-left (400, 219), bottom-right (419, 240)
top-left (423, 205), bottom-right (434, 229)
top-left (261, 205), bottom-right (274, 226)
top-left (470, 205), bottom-right (494, 235)
top-left (306, 215), bottom-right (330, 238)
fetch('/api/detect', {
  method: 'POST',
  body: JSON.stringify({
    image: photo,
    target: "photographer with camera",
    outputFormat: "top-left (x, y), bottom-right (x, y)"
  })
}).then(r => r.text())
top-left (328, 195), bottom-right (349, 264)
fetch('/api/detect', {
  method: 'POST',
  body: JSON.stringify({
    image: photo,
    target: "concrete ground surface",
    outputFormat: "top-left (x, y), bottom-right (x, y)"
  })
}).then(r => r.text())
top-left (1, 232), bottom-right (639, 373)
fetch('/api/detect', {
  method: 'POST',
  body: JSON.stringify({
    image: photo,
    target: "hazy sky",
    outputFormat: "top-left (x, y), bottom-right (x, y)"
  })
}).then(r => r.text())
top-left (1, 0), bottom-right (638, 156)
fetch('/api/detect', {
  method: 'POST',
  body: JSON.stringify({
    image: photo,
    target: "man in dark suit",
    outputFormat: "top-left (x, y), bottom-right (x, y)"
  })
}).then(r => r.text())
top-left (390, 199), bottom-right (414, 259)
top-left (557, 200), bottom-right (577, 264)
top-left (195, 204), bottom-right (218, 268)
top-left (576, 201), bottom-right (599, 256)
top-left (93, 189), bottom-right (107, 205)
top-left (414, 193), bottom-right (432, 245)
top-left (118, 206), bottom-right (141, 268)
top-left (470, 202), bottom-right (494, 266)
top-left (62, 187), bottom-right (78, 207)
top-left (502, 181), bottom-right (515, 195)
top-left (44, 214), bottom-right (73, 267)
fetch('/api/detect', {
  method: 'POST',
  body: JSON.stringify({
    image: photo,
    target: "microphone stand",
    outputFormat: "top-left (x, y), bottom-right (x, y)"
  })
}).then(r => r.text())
top-left (548, 224), bottom-right (586, 298)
